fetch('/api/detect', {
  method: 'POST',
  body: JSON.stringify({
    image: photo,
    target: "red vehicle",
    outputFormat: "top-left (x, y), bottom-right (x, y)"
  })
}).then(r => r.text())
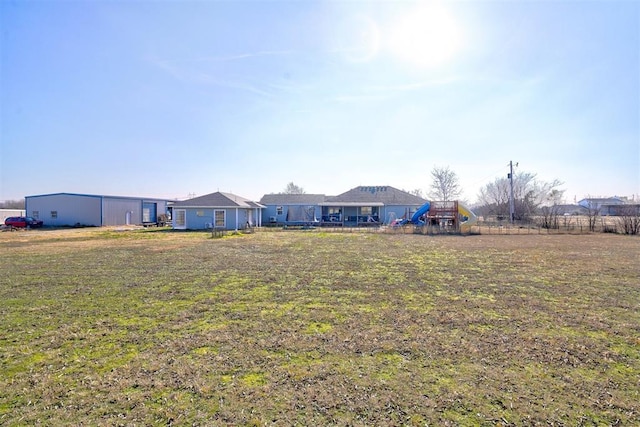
top-left (4, 216), bottom-right (44, 228)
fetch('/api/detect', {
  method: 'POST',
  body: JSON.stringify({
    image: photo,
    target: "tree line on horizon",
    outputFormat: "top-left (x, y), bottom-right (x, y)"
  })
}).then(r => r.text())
top-left (0, 199), bottom-right (25, 209)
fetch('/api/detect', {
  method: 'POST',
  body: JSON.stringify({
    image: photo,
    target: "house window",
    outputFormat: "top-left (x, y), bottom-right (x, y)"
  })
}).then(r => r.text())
top-left (360, 206), bottom-right (372, 215)
top-left (196, 210), bottom-right (204, 217)
top-left (32, 211), bottom-right (39, 219)
top-left (276, 206), bottom-right (283, 215)
top-left (214, 210), bottom-right (225, 228)
top-left (51, 211), bottom-right (58, 219)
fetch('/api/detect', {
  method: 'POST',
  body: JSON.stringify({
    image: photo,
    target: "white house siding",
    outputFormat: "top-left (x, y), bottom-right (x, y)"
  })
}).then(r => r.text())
top-left (25, 194), bottom-right (102, 226)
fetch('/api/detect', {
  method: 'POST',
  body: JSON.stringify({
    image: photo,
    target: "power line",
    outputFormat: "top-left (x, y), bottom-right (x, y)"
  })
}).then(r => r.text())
top-left (466, 164), bottom-right (512, 191)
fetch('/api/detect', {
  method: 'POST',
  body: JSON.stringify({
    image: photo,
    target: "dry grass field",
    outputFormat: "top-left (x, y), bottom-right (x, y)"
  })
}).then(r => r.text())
top-left (1, 228), bottom-right (639, 425)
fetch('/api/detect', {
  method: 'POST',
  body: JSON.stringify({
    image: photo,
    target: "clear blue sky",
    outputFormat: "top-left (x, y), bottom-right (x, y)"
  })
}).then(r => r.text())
top-left (2, 1), bottom-right (638, 204)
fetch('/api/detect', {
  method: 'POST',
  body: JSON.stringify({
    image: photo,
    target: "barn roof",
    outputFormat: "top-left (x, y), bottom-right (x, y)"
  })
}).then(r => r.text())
top-left (25, 192), bottom-right (173, 202)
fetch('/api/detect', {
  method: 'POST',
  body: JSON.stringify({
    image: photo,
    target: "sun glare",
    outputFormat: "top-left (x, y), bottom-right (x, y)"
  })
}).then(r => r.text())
top-left (387, 3), bottom-right (462, 68)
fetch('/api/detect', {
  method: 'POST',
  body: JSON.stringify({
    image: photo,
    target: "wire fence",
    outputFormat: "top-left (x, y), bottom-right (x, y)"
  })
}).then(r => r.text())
top-left (259, 215), bottom-right (638, 236)
top-left (395, 216), bottom-right (628, 235)
top-left (469, 216), bottom-right (628, 235)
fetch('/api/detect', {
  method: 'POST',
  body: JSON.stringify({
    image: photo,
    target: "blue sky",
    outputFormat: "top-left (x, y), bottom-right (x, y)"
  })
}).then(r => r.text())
top-left (1, 1), bottom-right (638, 204)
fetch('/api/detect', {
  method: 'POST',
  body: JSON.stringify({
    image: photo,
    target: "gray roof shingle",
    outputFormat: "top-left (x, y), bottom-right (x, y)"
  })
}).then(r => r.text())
top-left (259, 194), bottom-right (327, 205)
top-left (324, 186), bottom-right (426, 205)
top-left (173, 192), bottom-right (264, 208)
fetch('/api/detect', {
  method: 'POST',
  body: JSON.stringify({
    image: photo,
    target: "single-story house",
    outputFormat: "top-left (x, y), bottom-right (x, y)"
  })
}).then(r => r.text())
top-left (320, 186), bottom-right (426, 226)
top-left (259, 193), bottom-right (327, 225)
top-left (260, 186), bottom-right (427, 227)
top-left (24, 193), bottom-right (171, 227)
top-left (171, 192), bottom-right (264, 230)
top-left (578, 197), bottom-right (625, 211)
top-left (577, 197), bottom-right (636, 216)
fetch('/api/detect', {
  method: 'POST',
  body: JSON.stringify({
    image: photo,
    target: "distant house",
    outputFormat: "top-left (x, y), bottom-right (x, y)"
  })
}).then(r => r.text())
top-left (578, 197), bottom-right (626, 215)
top-left (24, 193), bottom-right (171, 227)
top-left (259, 186), bottom-right (427, 227)
top-left (259, 194), bottom-right (327, 225)
top-left (171, 192), bottom-right (264, 230)
top-left (578, 197), bottom-right (624, 209)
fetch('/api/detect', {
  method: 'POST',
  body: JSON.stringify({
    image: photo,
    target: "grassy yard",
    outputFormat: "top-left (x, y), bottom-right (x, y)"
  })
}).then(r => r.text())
top-left (1, 228), bottom-right (638, 425)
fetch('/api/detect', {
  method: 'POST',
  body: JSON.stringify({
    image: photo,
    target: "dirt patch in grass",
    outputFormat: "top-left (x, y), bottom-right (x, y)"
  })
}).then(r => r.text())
top-left (1, 229), bottom-right (638, 425)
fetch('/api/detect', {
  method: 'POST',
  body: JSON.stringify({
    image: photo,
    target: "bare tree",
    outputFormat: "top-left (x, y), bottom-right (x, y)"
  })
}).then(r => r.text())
top-left (539, 205), bottom-right (561, 229)
top-left (618, 205), bottom-right (640, 235)
top-left (429, 166), bottom-right (461, 201)
top-left (546, 189), bottom-right (565, 206)
top-left (477, 179), bottom-right (511, 219)
top-left (477, 172), bottom-right (563, 221)
top-left (583, 197), bottom-right (600, 232)
top-left (539, 188), bottom-right (566, 229)
top-left (410, 188), bottom-right (425, 198)
top-left (282, 182), bottom-right (305, 194)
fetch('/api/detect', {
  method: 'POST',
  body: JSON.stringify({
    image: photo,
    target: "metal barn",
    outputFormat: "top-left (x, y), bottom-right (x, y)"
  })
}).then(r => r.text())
top-left (25, 193), bottom-right (171, 227)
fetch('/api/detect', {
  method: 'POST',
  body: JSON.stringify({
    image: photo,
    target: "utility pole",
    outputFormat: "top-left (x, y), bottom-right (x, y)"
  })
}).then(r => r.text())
top-left (508, 161), bottom-right (516, 223)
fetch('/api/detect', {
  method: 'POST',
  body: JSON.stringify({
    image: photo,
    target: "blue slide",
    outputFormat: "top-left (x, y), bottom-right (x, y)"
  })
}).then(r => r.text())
top-left (410, 201), bottom-right (431, 224)
top-left (399, 201), bottom-right (430, 225)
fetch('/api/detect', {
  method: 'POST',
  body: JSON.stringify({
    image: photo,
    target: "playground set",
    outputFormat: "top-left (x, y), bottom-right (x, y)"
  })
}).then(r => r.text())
top-left (396, 200), bottom-right (478, 232)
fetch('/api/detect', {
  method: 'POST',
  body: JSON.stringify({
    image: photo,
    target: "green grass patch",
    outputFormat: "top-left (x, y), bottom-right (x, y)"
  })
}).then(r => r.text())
top-left (1, 229), bottom-right (638, 425)
top-left (304, 321), bottom-right (333, 334)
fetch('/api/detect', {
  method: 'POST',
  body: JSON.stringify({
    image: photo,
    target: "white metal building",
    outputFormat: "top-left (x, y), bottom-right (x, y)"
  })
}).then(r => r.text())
top-left (25, 193), bottom-right (171, 227)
